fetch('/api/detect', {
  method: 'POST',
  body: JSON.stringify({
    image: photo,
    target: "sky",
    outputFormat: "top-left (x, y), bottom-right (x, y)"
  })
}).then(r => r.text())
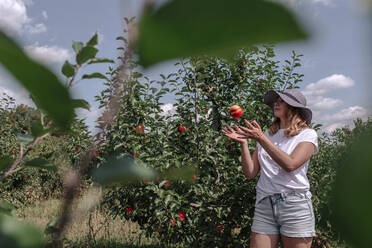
top-left (0, 0), bottom-right (371, 134)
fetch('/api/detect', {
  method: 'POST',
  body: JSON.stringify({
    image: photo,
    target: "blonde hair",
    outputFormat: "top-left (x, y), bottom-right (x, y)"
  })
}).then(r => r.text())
top-left (269, 105), bottom-right (309, 137)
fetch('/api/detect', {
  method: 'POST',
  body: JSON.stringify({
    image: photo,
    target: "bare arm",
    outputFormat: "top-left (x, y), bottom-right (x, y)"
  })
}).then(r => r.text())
top-left (222, 124), bottom-right (260, 180)
top-left (241, 144), bottom-right (260, 180)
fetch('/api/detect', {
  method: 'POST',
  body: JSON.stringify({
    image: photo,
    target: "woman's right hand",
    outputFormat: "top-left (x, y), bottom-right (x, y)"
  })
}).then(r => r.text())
top-left (221, 124), bottom-right (247, 145)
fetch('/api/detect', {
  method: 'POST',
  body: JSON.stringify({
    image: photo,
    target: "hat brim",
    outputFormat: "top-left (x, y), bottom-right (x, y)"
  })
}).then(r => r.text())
top-left (264, 90), bottom-right (312, 125)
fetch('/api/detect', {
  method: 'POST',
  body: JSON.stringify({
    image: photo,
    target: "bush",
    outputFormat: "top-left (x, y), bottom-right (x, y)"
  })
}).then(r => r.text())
top-left (0, 95), bottom-right (91, 206)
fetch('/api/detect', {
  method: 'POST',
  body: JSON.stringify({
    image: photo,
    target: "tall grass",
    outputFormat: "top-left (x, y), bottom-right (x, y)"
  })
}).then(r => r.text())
top-left (16, 198), bottom-right (160, 247)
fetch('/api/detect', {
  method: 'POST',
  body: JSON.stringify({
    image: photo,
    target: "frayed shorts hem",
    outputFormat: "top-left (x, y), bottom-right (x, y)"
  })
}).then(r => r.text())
top-left (251, 229), bottom-right (279, 236)
top-left (251, 229), bottom-right (316, 238)
top-left (280, 231), bottom-right (316, 238)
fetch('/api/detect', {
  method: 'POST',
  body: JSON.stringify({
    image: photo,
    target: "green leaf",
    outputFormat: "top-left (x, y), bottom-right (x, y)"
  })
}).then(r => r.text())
top-left (137, 0), bottom-right (307, 67)
top-left (132, 72), bottom-right (143, 78)
top-left (87, 57), bottom-right (115, 64)
top-left (0, 214), bottom-right (45, 248)
top-left (24, 158), bottom-right (57, 172)
top-left (71, 99), bottom-right (90, 111)
top-left (16, 134), bottom-right (34, 145)
top-left (61, 60), bottom-right (75, 78)
top-left (82, 73), bottom-right (109, 81)
top-left (72, 41), bottom-right (84, 54)
top-left (86, 33), bottom-right (98, 47)
top-left (31, 122), bottom-right (49, 137)
top-left (76, 46), bottom-right (98, 65)
top-left (0, 200), bottom-right (14, 216)
top-left (116, 36), bottom-right (127, 42)
top-left (91, 156), bottom-right (156, 186)
top-left (0, 157), bottom-right (13, 172)
top-left (0, 31), bottom-right (75, 130)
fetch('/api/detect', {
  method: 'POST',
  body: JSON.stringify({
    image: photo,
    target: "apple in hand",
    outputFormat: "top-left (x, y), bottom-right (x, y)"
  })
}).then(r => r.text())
top-left (229, 105), bottom-right (243, 119)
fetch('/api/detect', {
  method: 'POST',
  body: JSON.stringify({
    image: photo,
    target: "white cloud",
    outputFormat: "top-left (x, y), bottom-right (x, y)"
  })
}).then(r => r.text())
top-left (0, 0), bottom-right (30, 35)
top-left (160, 103), bottom-right (175, 116)
top-left (306, 95), bottom-right (343, 111)
top-left (301, 74), bottom-right (371, 133)
top-left (76, 107), bottom-right (104, 134)
top-left (24, 43), bottom-right (72, 65)
top-left (0, 0), bottom-right (46, 35)
top-left (276, 0), bottom-right (332, 9)
top-left (41, 10), bottom-right (47, 19)
top-left (324, 122), bottom-right (346, 133)
top-left (25, 23), bottom-right (47, 34)
top-left (311, 0), bottom-right (332, 5)
top-left (303, 74), bottom-right (355, 96)
top-left (0, 85), bottom-right (34, 107)
top-left (319, 106), bottom-right (372, 133)
top-left (328, 106), bottom-right (370, 122)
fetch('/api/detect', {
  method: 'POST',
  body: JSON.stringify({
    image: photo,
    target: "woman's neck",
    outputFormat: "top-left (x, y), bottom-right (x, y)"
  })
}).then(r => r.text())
top-left (279, 118), bottom-right (290, 129)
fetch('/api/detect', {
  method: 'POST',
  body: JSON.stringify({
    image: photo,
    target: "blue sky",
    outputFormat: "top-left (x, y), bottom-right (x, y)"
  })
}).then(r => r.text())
top-left (0, 0), bottom-right (371, 134)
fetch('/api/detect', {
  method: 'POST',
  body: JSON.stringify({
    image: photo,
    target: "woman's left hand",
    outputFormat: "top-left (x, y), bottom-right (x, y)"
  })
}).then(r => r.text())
top-left (236, 120), bottom-right (264, 142)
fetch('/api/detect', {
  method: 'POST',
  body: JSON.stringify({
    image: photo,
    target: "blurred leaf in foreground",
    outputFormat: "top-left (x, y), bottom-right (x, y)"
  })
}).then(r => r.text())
top-left (137, 0), bottom-right (308, 67)
top-left (0, 31), bottom-right (74, 130)
top-left (91, 156), bottom-right (156, 186)
top-left (0, 214), bottom-right (45, 248)
top-left (331, 124), bottom-right (372, 248)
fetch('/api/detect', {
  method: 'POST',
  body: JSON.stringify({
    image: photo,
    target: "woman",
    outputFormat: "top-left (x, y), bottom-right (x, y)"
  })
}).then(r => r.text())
top-left (222, 89), bottom-right (318, 248)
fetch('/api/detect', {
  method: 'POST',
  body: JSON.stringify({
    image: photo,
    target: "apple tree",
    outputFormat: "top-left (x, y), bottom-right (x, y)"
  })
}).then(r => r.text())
top-left (100, 44), bottom-right (305, 247)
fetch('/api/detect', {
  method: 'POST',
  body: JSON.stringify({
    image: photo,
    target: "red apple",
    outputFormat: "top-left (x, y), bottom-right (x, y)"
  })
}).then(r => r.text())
top-left (177, 125), bottom-right (185, 133)
top-left (75, 146), bottom-right (81, 152)
top-left (171, 219), bottom-right (176, 227)
top-left (229, 105), bottom-right (243, 119)
top-left (216, 224), bottom-right (224, 233)
top-left (164, 180), bottom-right (172, 189)
top-left (193, 174), bottom-right (197, 181)
top-left (93, 151), bottom-right (99, 157)
top-left (136, 124), bottom-right (145, 134)
top-left (178, 211), bottom-right (185, 221)
top-left (11, 148), bottom-right (18, 154)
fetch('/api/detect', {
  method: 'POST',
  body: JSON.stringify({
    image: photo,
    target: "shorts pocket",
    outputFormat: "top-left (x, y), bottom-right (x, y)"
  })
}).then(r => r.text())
top-left (284, 194), bottom-right (308, 205)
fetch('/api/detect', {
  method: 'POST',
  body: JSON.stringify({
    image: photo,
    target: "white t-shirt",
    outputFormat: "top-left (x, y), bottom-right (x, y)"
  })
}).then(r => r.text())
top-left (255, 128), bottom-right (318, 205)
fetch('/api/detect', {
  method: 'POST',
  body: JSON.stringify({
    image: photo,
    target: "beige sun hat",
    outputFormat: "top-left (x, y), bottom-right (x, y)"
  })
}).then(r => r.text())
top-left (263, 89), bottom-right (312, 125)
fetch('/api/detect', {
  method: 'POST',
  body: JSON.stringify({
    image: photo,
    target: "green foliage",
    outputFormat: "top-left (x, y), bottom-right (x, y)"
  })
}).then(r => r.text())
top-left (138, 0), bottom-right (307, 67)
top-left (0, 94), bottom-right (91, 205)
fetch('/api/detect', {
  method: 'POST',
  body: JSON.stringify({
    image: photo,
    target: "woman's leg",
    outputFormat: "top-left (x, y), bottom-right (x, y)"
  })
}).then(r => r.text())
top-left (281, 235), bottom-right (312, 248)
top-left (250, 232), bottom-right (280, 248)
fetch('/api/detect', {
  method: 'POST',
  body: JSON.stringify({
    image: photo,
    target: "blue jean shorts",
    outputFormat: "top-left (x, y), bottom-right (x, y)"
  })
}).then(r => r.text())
top-left (251, 192), bottom-right (315, 238)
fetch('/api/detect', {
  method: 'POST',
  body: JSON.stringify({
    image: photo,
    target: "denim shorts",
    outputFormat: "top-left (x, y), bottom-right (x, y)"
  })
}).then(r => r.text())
top-left (251, 192), bottom-right (315, 238)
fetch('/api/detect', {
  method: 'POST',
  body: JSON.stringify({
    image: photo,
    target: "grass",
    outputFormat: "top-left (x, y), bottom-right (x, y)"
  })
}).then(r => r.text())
top-left (16, 198), bottom-right (161, 247)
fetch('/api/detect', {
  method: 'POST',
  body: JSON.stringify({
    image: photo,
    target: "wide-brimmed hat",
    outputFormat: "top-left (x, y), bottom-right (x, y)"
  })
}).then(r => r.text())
top-left (263, 89), bottom-right (312, 125)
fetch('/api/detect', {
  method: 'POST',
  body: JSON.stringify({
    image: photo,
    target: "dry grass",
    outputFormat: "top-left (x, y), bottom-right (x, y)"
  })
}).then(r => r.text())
top-left (16, 198), bottom-right (159, 247)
